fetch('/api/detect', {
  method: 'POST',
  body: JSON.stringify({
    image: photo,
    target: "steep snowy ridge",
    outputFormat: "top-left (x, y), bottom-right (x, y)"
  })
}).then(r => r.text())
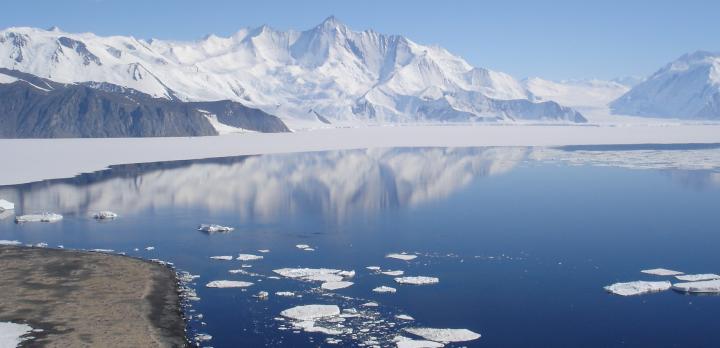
top-left (611, 51), bottom-right (720, 119)
top-left (0, 18), bottom-right (586, 125)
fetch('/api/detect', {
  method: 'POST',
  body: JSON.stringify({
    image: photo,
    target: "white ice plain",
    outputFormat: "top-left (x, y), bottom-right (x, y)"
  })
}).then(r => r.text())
top-left (387, 253), bottom-right (418, 261)
top-left (280, 304), bottom-right (341, 321)
top-left (674, 274), bottom-right (720, 282)
top-left (205, 280), bottom-right (254, 288)
top-left (14, 213), bottom-right (63, 223)
top-left (640, 268), bottom-right (684, 276)
top-left (394, 276), bottom-right (439, 285)
top-left (672, 279), bottom-right (720, 293)
top-left (404, 328), bottom-right (481, 343)
top-left (604, 281), bottom-right (672, 296)
top-left (0, 322), bottom-right (33, 347)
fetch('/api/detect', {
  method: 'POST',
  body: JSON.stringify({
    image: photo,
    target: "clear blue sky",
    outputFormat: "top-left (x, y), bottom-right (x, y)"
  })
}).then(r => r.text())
top-left (3, 0), bottom-right (718, 80)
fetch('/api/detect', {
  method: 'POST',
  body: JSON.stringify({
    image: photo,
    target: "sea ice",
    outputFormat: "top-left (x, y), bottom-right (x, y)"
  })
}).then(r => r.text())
top-left (15, 213), bottom-right (63, 223)
top-left (366, 266), bottom-right (381, 271)
top-left (404, 328), bottom-right (481, 343)
top-left (258, 249), bottom-right (270, 253)
top-left (198, 224), bottom-right (234, 233)
top-left (394, 276), bottom-right (439, 285)
top-left (296, 244), bottom-right (311, 249)
top-left (237, 254), bottom-right (263, 261)
top-left (273, 268), bottom-right (353, 283)
top-left (321, 281), bottom-right (354, 290)
top-left (387, 253), bottom-right (418, 261)
top-left (604, 281), bottom-right (672, 296)
top-left (395, 314), bottom-right (415, 321)
top-left (641, 268), bottom-right (684, 276)
top-left (373, 286), bottom-right (397, 293)
top-left (280, 304), bottom-right (341, 321)
top-left (255, 291), bottom-right (269, 299)
top-left (672, 279), bottom-right (720, 293)
top-left (675, 274), bottom-right (720, 282)
top-left (145, 246), bottom-right (155, 251)
top-left (0, 199), bottom-right (14, 211)
top-left (381, 270), bottom-right (405, 276)
top-left (394, 336), bottom-right (444, 348)
top-left (0, 322), bottom-right (33, 347)
top-left (92, 211), bottom-right (118, 219)
top-left (361, 302), bottom-right (379, 307)
top-left (0, 240), bottom-right (21, 246)
top-left (205, 280), bottom-right (254, 288)
top-left (275, 291), bottom-right (296, 297)
top-left (210, 256), bottom-right (234, 261)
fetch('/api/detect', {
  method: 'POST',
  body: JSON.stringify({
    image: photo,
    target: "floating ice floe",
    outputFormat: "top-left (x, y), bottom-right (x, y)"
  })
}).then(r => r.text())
top-left (387, 253), bottom-right (418, 261)
top-left (393, 336), bottom-right (444, 348)
top-left (395, 314), bottom-right (415, 321)
top-left (321, 281), bottom-right (354, 290)
top-left (366, 266), bottom-right (381, 271)
top-left (0, 199), bottom-right (14, 211)
top-left (194, 333), bottom-right (212, 342)
top-left (361, 302), bottom-right (379, 307)
top-left (92, 211), bottom-right (118, 220)
top-left (604, 281), bottom-right (672, 296)
top-left (254, 291), bottom-right (269, 299)
top-left (237, 254), bottom-right (264, 261)
top-left (35, 243), bottom-right (48, 248)
top-left (275, 291), bottom-right (296, 297)
top-left (404, 328), bottom-right (481, 343)
top-left (672, 279), bottom-right (720, 293)
top-left (394, 276), bottom-right (439, 285)
top-left (145, 246), bottom-right (155, 251)
top-left (293, 321), bottom-right (344, 335)
top-left (373, 286), bottom-right (397, 293)
top-left (280, 304), bottom-right (341, 321)
top-left (0, 322), bottom-right (34, 347)
top-left (197, 224), bottom-right (234, 233)
top-left (210, 255), bottom-right (234, 261)
top-left (273, 268), bottom-right (354, 283)
top-left (205, 280), bottom-right (254, 288)
top-left (0, 240), bottom-right (21, 246)
top-left (641, 268), bottom-right (684, 276)
top-left (296, 244), bottom-right (313, 250)
top-left (675, 274), bottom-right (720, 282)
top-left (381, 270), bottom-right (405, 276)
top-left (258, 249), bottom-right (270, 253)
top-left (15, 213), bottom-right (63, 223)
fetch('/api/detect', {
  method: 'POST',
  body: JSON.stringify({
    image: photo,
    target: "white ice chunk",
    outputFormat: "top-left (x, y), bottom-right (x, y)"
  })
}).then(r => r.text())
top-left (404, 328), bottom-right (481, 343)
top-left (394, 336), bottom-right (444, 348)
top-left (0, 240), bottom-right (21, 246)
top-left (387, 253), bottom-right (418, 261)
top-left (273, 268), bottom-right (352, 283)
top-left (321, 281), bottom-right (354, 290)
top-left (258, 249), bottom-right (270, 253)
top-left (15, 213), bottom-right (63, 223)
top-left (361, 302), bottom-right (379, 307)
top-left (604, 281), bottom-right (671, 296)
top-left (237, 254), bottom-right (263, 261)
top-left (675, 274), bottom-right (720, 282)
top-left (672, 279), bottom-right (720, 293)
top-left (275, 291), bottom-right (296, 297)
top-left (366, 266), bottom-right (381, 271)
top-left (92, 211), bottom-right (118, 220)
top-left (382, 270), bottom-right (405, 276)
top-left (296, 244), bottom-right (311, 249)
top-left (198, 224), bottom-right (234, 233)
top-left (395, 276), bottom-right (439, 285)
top-left (373, 286), bottom-right (397, 293)
top-left (280, 304), bottom-right (340, 321)
top-left (205, 280), bottom-right (254, 288)
top-left (90, 249), bottom-right (114, 253)
top-left (210, 256), bottom-right (234, 261)
top-left (255, 291), bottom-right (269, 299)
top-left (0, 322), bottom-right (33, 347)
top-left (0, 199), bottom-right (14, 211)
top-left (306, 274), bottom-right (344, 282)
top-left (145, 246), bottom-right (155, 251)
top-left (641, 268), bottom-right (684, 276)
top-left (338, 270), bottom-right (356, 278)
top-left (395, 314), bottom-right (415, 321)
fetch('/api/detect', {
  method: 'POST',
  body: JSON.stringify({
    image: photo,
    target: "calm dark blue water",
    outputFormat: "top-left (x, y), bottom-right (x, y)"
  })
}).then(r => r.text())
top-left (2, 146), bottom-right (720, 347)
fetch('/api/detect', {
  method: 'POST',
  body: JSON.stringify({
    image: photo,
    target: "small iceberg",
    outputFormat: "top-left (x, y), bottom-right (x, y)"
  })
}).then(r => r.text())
top-left (273, 268), bottom-right (354, 283)
top-left (404, 328), bottom-right (481, 343)
top-left (258, 249), bottom-right (270, 253)
top-left (0, 240), bottom-right (21, 246)
top-left (237, 254), bottom-right (263, 261)
top-left (604, 281), bottom-right (671, 296)
top-left (0, 199), bottom-right (14, 211)
top-left (361, 302), bottom-right (379, 307)
top-left (210, 255), bottom-right (234, 261)
top-left (280, 304), bottom-right (341, 321)
top-left (366, 266), bottom-right (381, 271)
top-left (387, 253), bottom-right (418, 261)
top-left (395, 314), bottom-right (415, 321)
top-left (395, 276), bottom-right (439, 285)
top-left (198, 224), bottom-right (234, 233)
top-left (641, 268), bottom-right (683, 276)
top-left (675, 274), bottom-right (720, 282)
top-left (145, 246), bottom-right (155, 251)
top-left (275, 291), bottom-right (296, 297)
top-left (373, 286), bottom-right (397, 293)
top-left (381, 270), bottom-right (405, 276)
top-left (205, 280), bottom-right (254, 288)
top-left (254, 291), bottom-right (269, 299)
top-left (92, 211), bottom-right (118, 220)
top-left (15, 213), bottom-right (63, 223)
top-left (672, 279), bottom-right (720, 293)
top-left (321, 281), bottom-right (354, 290)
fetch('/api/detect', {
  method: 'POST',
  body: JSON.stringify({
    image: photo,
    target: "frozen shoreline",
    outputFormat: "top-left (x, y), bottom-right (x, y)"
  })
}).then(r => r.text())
top-left (3, 124), bottom-right (720, 185)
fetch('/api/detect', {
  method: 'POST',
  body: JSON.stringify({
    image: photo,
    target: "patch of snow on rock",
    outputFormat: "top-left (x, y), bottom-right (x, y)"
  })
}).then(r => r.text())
top-left (0, 322), bottom-right (34, 347)
top-left (604, 281), bottom-right (671, 296)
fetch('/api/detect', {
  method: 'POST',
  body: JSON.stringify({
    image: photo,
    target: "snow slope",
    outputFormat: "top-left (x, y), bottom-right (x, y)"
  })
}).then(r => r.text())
top-left (0, 18), bottom-right (585, 125)
top-left (611, 51), bottom-right (720, 119)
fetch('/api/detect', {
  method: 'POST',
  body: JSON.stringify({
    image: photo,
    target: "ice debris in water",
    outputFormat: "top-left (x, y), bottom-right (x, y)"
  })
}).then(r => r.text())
top-left (254, 291), bottom-right (269, 299)
top-left (381, 270), bottom-right (405, 276)
top-left (194, 333), bottom-right (212, 342)
top-left (197, 224), bottom-right (234, 233)
top-left (296, 244), bottom-right (313, 250)
top-left (394, 276), bottom-right (439, 285)
top-left (205, 280), bottom-right (254, 288)
top-left (145, 246), bottom-right (155, 251)
top-left (237, 254), bottom-right (263, 261)
top-left (0, 240), bottom-right (21, 246)
top-left (604, 281), bottom-right (671, 296)
top-left (675, 274), bottom-right (720, 282)
top-left (404, 328), bottom-right (481, 343)
top-left (373, 286), bottom-right (397, 293)
top-left (273, 268), bottom-right (354, 283)
top-left (92, 211), bottom-right (117, 220)
top-left (15, 213), bottom-right (63, 223)
top-left (321, 281), bottom-right (354, 290)
top-left (258, 249), bottom-right (270, 253)
top-left (361, 302), bottom-right (379, 307)
top-left (366, 266), bottom-right (381, 271)
top-left (275, 291), bottom-right (296, 297)
top-left (387, 253), bottom-right (418, 261)
top-left (672, 279), bottom-right (720, 293)
top-left (280, 304), bottom-right (341, 321)
top-left (393, 336), bottom-right (444, 348)
top-left (0, 199), bottom-right (15, 211)
top-left (210, 255), bottom-right (233, 261)
top-left (641, 268), bottom-right (683, 276)
top-left (395, 314), bottom-right (415, 321)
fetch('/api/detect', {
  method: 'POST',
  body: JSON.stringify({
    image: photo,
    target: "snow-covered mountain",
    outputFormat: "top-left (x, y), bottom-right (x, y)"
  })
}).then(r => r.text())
top-left (611, 51), bottom-right (720, 119)
top-left (0, 17), bottom-right (586, 126)
top-left (524, 78), bottom-right (631, 109)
